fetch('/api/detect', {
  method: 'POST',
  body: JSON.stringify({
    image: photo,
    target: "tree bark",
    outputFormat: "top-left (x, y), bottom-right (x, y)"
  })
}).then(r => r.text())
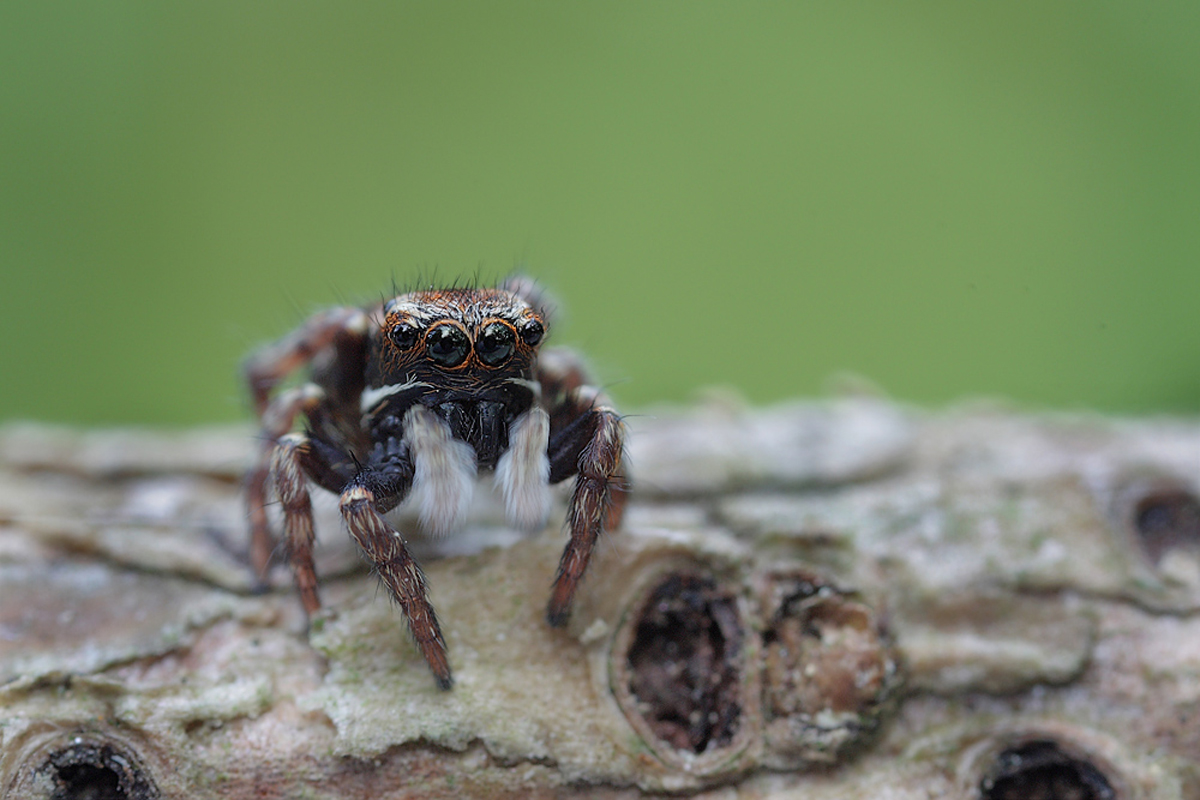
top-left (1, 396), bottom-right (1197, 798)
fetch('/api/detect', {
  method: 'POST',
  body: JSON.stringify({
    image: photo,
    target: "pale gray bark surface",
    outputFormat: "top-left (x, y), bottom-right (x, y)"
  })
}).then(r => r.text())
top-left (1, 396), bottom-right (1198, 798)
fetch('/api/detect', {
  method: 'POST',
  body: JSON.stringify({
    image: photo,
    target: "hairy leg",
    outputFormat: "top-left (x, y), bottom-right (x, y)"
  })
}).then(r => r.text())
top-left (243, 307), bottom-right (369, 415)
top-left (340, 482), bottom-right (451, 689)
top-left (268, 432), bottom-right (322, 616)
top-left (246, 384), bottom-right (328, 582)
top-left (333, 422), bottom-right (452, 689)
top-left (243, 308), bottom-right (368, 580)
top-left (545, 399), bottom-right (628, 627)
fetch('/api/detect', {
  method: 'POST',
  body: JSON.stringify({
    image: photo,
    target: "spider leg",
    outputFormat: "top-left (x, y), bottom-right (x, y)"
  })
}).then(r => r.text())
top-left (243, 308), bottom-right (369, 581)
top-left (261, 414), bottom-right (361, 615)
top-left (243, 307), bottom-right (369, 415)
top-left (543, 385), bottom-right (628, 627)
top-left (536, 347), bottom-right (593, 416)
top-left (246, 384), bottom-right (328, 582)
top-left (337, 433), bottom-right (452, 689)
top-left (268, 431), bottom-right (324, 616)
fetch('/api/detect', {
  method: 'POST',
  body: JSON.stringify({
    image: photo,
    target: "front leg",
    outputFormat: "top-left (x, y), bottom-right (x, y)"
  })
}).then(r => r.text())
top-left (545, 392), bottom-right (628, 627)
top-left (338, 409), bottom-right (468, 690)
top-left (340, 486), bottom-right (450, 690)
top-left (338, 453), bottom-right (453, 690)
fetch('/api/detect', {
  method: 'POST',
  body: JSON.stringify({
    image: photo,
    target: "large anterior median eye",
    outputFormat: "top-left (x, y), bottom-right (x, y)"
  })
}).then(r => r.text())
top-left (426, 324), bottom-right (470, 367)
top-left (477, 321), bottom-right (516, 366)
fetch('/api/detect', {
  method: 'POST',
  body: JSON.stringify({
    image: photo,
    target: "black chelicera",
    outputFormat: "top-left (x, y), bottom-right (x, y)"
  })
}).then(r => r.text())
top-left (244, 278), bottom-right (628, 689)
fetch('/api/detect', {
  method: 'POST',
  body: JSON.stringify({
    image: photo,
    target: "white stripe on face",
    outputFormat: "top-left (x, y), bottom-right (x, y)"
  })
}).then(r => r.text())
top-left (360, 380), bottom-right (430, 414)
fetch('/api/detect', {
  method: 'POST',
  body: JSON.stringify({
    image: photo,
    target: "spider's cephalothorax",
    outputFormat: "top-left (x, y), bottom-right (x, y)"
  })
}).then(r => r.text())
top-left (244, 278), bottom-right (627, 689)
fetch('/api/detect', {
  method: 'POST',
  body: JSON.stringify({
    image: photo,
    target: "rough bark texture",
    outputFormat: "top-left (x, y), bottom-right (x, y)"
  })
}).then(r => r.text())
top-left (1, 395), bottom-right (1198, 798)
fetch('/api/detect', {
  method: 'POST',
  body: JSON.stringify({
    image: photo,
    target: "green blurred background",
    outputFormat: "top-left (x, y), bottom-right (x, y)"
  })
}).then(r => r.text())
top-left (2, 2), bottom-right (1198, 425)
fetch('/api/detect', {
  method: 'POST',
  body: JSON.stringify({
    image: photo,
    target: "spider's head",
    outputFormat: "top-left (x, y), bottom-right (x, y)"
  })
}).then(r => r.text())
top-left (376, 287), bottom-right (546, 382)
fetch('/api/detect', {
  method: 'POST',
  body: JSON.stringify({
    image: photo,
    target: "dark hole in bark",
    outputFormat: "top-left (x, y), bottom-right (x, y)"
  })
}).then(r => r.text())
top-left (980, 740), bottom-right (1115, 800)
top-left (43, 742), bottom-right (158, 800)
top-left (54, 765), bottom-right (123, 800)
top-left (625, 573), bottom-right (743, 754)
top-left (1133, 488), bottom-right (1200, 566)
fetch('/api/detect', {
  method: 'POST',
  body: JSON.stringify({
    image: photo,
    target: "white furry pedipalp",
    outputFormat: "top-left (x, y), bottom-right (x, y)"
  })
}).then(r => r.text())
top-left (404, 404), bottom-right (476, 536)
top-left (494, 407), bottom-right (552, 531)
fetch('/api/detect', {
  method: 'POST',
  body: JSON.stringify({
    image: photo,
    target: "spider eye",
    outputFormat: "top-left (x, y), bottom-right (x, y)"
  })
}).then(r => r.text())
top-left (425, 324), bottom-right (470, 367)
top-left (388, 322), bottom-right (420, 351)
top-left (520, 318), bottom-right (544, 347)
top-left (477, 322), bottom-right (516, 366)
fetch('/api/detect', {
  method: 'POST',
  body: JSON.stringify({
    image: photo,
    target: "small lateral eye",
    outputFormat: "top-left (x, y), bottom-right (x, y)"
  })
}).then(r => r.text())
top-left (520, 318), bottom-right (544, 347)
top-left (388, 322), bottom-right (420, 351)
top-left (477, 322), bottom-right (516, 366)
top-left (426, 324), bottom-right (470, 367)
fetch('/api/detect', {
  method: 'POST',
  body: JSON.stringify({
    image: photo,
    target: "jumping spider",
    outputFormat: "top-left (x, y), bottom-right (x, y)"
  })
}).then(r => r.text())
top-left (244, 278), bottom-right (628, 689)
